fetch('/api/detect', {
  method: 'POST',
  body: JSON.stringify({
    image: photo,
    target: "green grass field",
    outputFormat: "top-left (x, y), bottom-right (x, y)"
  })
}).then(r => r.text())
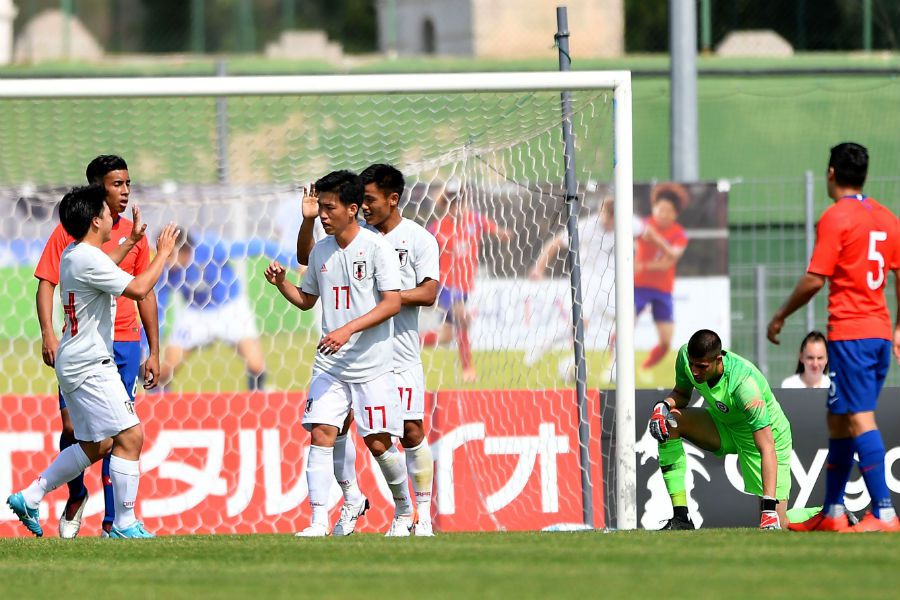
top-left (1, 530), bottom-right (898, 599)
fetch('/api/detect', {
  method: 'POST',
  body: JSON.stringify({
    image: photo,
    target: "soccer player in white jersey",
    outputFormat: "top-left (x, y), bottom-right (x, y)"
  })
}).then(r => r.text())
top-left (295, 165), bottom-right (440, 537)
top-left (264, 170), bottom-right (414, 537)
top-left (6, 185), bottom-right (179, 538)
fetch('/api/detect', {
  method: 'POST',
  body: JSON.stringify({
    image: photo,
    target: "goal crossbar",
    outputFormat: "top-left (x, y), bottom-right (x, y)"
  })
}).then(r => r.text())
top-left (0, 71), bottom-right (632, 99)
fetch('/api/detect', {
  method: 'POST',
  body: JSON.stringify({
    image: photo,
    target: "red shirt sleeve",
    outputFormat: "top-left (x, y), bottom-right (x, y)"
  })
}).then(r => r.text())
top-left (808, 208), bottom-right (843, 277)
top-left (34, 224), bottom-right (73, 285)
top-left (133, 236), bottom-right (151, 276)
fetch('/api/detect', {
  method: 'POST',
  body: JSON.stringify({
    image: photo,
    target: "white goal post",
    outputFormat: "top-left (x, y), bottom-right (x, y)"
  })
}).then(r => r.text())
top-left (0, 70), bottom-right (636, 531)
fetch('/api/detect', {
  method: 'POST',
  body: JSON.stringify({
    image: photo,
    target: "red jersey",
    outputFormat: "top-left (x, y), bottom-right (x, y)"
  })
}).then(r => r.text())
top-left (808, 195), bottom-right (900, 341)
top-left (428, 211), bottom-right (497, 293)
top-left (634, 217), bottom-right (688, 293)
top-left (34, 216), bottom-right (150, 342)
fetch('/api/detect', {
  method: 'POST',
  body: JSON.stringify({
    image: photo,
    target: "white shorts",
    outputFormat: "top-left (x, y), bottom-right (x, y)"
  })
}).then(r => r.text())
top-left (303, 370), bottom-right (402, 438)
top-left (169, 296), bottom-right (259, 350)
top-left (395, 365), bottom-right (426, 421)
top-left (66, 367), bottom-right (140, 443)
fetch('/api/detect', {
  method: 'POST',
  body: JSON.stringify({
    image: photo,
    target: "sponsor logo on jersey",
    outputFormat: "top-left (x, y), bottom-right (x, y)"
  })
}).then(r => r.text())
top-left (353, 261), bottom-right (366, 280)
top-left (320, 264), bottom-right (327, 272)
top-left (305, 397), bottom-right (314, 413)
top-left (397, 248), bottom-right (408, 267)
top-left (715, 401), bottom-right (729, 413)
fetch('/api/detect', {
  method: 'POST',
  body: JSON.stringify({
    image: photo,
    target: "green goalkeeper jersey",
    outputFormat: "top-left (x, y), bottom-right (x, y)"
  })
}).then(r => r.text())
top-left (674, 345), bottom-right (791, 446)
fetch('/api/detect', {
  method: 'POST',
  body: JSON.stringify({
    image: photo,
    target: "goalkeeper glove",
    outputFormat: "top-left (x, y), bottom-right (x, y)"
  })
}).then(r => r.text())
top-left (649, 401), bottom-right (676, 443)
top-left (760, 496), bottom-right (780, 530)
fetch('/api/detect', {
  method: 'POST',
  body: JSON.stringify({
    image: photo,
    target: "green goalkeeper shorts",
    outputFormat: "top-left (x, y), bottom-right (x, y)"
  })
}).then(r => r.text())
top-left (707, 406), bottom-right (792, 501)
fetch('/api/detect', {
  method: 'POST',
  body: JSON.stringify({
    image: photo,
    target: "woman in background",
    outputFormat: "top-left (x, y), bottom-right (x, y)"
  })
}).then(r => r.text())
top-left (781, 331), bottom-right (830, 389)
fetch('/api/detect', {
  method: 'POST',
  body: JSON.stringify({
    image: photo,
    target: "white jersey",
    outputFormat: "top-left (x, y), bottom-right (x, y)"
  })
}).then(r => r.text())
top-left (370, 219), bottom-right (440, 371)
top-left (781, 373), bottom-right (831, 389)
top-left (302, 227), bottom-right (401, 383)
top-left (55, 243), bottom-right (134, 394)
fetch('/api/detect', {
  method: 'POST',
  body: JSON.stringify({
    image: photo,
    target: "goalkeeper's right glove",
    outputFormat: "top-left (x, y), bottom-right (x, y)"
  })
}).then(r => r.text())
top-left (649, 401), bottom-right (676, 443)
top-left (760, 496), bottom-right (781, 530)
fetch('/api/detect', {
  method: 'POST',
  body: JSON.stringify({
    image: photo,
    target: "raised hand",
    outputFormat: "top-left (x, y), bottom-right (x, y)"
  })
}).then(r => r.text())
top-left (301, 184), bottom-right (319, 220)
top-left (129, 205), bottom-right (148, 243)
top-left (156, 223), bottom-right (180, 258)
top-left (265, 260), bottom-right (287, 285)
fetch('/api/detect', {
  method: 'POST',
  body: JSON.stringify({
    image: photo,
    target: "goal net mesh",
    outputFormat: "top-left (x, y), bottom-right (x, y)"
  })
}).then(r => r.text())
top-left (0, 83), bottom-right (619, 534)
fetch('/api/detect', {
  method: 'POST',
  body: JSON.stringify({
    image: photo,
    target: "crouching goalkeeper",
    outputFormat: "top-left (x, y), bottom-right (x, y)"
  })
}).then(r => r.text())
top-left (649, 329), bottom-right (795, 530)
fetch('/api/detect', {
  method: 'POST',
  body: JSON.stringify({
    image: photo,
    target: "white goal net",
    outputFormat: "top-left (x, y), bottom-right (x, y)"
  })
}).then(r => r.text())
top-left (0, 72), bottom-right (635, 535)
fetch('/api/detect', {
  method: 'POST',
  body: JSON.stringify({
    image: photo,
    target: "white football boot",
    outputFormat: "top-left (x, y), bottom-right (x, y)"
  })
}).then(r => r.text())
top-left (413, 519), bottom-right (434, 537)
top-left (332, 497), bottom-right (370, 536)
top-left (58, 489), bottom-right (89, 539)
top-left (385, 514), bottom-right (415, 537)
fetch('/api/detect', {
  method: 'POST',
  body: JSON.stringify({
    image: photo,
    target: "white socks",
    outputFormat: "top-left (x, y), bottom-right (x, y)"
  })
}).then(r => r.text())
top-left (333, 434), bottom-right (364, 505)
top-left (404, 440), bottom-right (434, 522)
top-left (22, 444), bottom-right (91, 509)
top-left (373, 445), bottom-right (412, 517)
top-left (109, 455), bottom-right (140, 530)
top-left (307, 445), bottom-right (334, 527)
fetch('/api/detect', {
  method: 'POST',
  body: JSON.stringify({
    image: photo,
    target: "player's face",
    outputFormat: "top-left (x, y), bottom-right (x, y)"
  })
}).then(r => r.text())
top-left (94, 203), bottom-right (114, 242)
top-left (687, 353), bottom-right (722, 384)
top-left (318, 191), bottom-right (358, 235)
top-left (652, 199), bottom-right (678, 229)
top-left (362, 183), bottom-right (396, 227)
top-left (101, 169), bottom-right (130, 215)
top-left (800, 340), bottom-right (827, 377)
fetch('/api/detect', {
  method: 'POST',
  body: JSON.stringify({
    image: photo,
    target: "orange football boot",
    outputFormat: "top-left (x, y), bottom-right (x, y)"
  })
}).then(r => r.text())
top-left (839, 512), bottom-right (900, 533)
top-left (788, 511), bottom-right (850, 532)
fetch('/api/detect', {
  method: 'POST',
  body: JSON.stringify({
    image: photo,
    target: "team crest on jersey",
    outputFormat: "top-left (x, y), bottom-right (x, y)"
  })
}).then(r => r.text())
top-left (397, 248), bottom-right (408, 267)
top-left (353, 261), bottom-right (367, 280)
top-left (305, 397), bottom-right (314, 413)
top-left (715, 401), bottom-right (729, 413)
top-left (118, 236), bottom-right (128, 246)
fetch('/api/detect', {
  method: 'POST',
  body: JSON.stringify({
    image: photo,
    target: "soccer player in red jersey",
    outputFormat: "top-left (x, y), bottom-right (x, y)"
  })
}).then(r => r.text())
top-left (34, 155), bottom-right (160, 537)
top-left (634, 183), bottom-right (689, 369)
top-left (769, 142), bottom-right (900, 532)
top-left (422, 179), bottom-right (511, 382)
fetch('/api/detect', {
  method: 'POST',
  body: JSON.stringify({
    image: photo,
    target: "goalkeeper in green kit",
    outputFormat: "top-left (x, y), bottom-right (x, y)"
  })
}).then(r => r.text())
top-left (648, 329), bottom-right (798, 530)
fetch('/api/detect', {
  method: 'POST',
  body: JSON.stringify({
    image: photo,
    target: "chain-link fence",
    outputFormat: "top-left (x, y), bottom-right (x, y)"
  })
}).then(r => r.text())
top-left (729, 174), bottom-right (900, 387)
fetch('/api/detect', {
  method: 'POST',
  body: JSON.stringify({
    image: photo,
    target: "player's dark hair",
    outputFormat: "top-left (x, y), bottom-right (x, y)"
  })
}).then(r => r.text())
top-left (59, 184), bottom-right (107, 240)
top-left (651, 182), bottom-right (687, 213)
top-left (795, 330), bottom-right (828, 375)
top-left (85, 155), bottom-right (128, 185)
top-left (315, 170), bottom-right (363, 208)
top-left (829, 142), bottom-right (868, 188)
top-left (687, 329), bottom-right (722, 359)
top-left (360, 163), bottom-right (405, 199)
